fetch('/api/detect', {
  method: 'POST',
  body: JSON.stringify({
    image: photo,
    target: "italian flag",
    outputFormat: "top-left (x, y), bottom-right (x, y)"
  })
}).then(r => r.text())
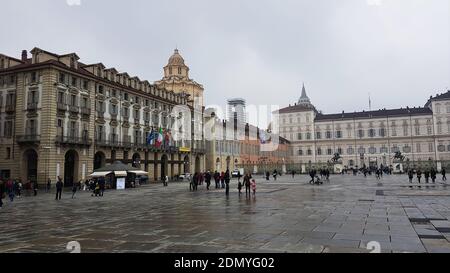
top-left (155, 127), bottom-right (163, 147)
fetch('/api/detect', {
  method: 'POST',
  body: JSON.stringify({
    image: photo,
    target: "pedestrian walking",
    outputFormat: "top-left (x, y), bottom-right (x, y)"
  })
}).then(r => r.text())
top-left (214, 171), bottom-right (220, 189)
top-left (55, 176), bottom-right (63, 200)
top-left (220, 172), bottom-right (225, 189)
top-left (408, 170), bottom-right (414, 183)
top-left (98, 178), bottom-right (105, 196)
top-left (0, 179), bottom-right (5, 208)
top-left (244, 174), bottom-right (251, 197)
top-left (6, 179), bottom-right (14, 202)
top-left (292, 170), bottom-right (295, 179)
top-left (273, 170), bottom-right (278, 181)
top-left (71, 182), bottom-right (77, 199)
top-left (417, 170), bottom-right (422, 183)
top-left (193, 173), bottom-right (199, 191)
top-left (33, 180), bottom-right (38, 196)
top-left (251, 179), bottom-right (256, 196)
top-left (424, 170), bottom-right (430, 183)
top-left (224, 170), bottom-right (230, 196)
top-left (265, 171), bottom-right (270, 181)
top-left (237, 180), bottom-right (242, 196)
top-left (309, 169), bottom-right (316, 184)
top-left (16, 180), bottom-right (22, 197)
top-left (46, 178), bottom-right (51, 193)
top-left (205, 172), bottom-right (211, 190)
top-left (431, 169), bottom-right (437, 183)
top-left (442, 168), bottom-right (447, 181)
top-left (8, 187), bottom-right (15, 202)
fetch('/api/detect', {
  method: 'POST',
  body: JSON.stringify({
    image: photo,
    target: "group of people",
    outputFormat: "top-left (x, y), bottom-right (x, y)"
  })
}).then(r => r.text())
top-left (184, 170), bottom-right (257, 197)
top-left (238, 173), bottom-right (256, 197)
top-left (308, 169), bottom-right (330, 185)
top-left (0, 178), bottom-right (42, 207)
top-left (265, 170), bottom-right (279, 181)
top-left (407, 168), bottom-right (446, 184)
top-left (187, 172), bottom-right (212, 191)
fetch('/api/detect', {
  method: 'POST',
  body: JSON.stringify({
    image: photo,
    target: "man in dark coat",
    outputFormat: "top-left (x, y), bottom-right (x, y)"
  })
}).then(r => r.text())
top-left (224, 170), bottom-right (231, 195)
top-left (205, 172), bottom-right (212, 190)
top-left (244, 174), bottom-right (251, 197)
top-left (55, 176), bottom-right (63, 200)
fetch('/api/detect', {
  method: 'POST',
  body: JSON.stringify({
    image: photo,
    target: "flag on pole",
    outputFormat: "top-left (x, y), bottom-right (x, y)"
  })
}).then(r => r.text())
top-left (147, 129), bottom-right (155, 145)
top-left (155, 127), bottom-right (163, 147)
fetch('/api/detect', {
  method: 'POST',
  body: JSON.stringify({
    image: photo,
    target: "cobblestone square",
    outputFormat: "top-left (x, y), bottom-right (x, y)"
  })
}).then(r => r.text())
top-left (1, 174), bottom-right (450, 253)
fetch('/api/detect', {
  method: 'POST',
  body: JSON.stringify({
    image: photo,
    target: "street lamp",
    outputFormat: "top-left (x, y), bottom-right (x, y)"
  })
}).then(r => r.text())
top-left (43, 146), bottom-right (52, 188)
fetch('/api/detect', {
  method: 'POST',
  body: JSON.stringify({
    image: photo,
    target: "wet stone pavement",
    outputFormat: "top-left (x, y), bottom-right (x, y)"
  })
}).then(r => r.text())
top-left (1, 174), bottom-right (450, 253)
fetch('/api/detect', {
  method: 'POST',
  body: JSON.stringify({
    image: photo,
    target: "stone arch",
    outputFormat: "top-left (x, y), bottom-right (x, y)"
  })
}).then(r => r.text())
top-left (22, 149), bottom-right (38, 183)
top-left (64, 149), bottom-right (79, 187)
top-left (132, 152), bottom-right (141, 168)
top-left (160, 154), bottom-right (169, 180)
top-left (94, 151), bottom-right (106, 170)
top-left (183, 155), bottom-right (190, 174)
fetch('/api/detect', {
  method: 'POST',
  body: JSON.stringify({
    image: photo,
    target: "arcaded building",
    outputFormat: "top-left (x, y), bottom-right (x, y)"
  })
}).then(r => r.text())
top-left (0, 48), bottom-right (205, 186)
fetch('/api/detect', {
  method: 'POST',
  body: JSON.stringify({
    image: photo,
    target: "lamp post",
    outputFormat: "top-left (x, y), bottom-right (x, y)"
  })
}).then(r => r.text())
top-left (43, 146), bottom-right (52, 189)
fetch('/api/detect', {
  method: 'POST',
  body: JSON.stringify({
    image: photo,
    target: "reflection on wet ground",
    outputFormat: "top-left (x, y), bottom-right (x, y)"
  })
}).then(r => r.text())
top-left (1, 174), bottom-right (450, 253)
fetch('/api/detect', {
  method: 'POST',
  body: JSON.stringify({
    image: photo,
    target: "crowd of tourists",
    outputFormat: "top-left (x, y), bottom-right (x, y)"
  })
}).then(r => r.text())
top-left (182, 169), bottom-right (257, 197)
top-left (407, 168), bottom-right (446, 184)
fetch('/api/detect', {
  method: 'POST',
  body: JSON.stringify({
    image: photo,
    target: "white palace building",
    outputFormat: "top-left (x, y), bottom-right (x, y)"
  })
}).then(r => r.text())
top-left (276, 85), bottom-right (450, 173)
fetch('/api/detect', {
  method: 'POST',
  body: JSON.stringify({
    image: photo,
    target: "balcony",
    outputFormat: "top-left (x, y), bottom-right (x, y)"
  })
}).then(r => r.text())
top-left (55, 135), bottom-right (92, 146)
top-left (122, 136), bottom-right (132, 148)
top-left (69, 105), bottom-right (79, 114)
top-left (17, 135), bottom-right (40, 144)
top-left (80, 107), bottom-right (91, 116)
top-left (27, 102), bottom-right (38, 111)
top-left (97, 111), bottom-right (105, 119)
top-left (5, 104), bottom-right (15, 113)
top-left (57, 103), bottom-right (67, 111)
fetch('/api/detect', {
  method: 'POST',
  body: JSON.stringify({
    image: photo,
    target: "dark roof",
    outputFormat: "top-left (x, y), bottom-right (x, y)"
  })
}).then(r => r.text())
top-left (279, 136), bottom-right (290, 144)
top-left (94, 161), bottom-right (139, 172)
top-left (0, 53), bottom-right (25, 64)
top-left (425, 90), bottom-right (450, 106)
top-left (278, 103), bottom-right (317, 114)
top-left (0, 59), bottom-right (192, 108)
top-left (315, 107), bottom-right (432, 122)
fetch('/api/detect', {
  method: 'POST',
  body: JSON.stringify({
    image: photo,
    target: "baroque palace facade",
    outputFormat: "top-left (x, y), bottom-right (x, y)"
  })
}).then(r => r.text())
top-left (277, 84), bottom-right (450, 173)
top-left (0, 48), bottom-right (205, 186)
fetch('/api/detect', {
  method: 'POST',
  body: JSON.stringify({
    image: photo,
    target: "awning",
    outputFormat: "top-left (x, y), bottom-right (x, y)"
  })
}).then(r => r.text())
top-left (114, 171), bottom-right (128, 177)
top-left (89, 171), bottom-right (112, 177)
top-left (128, 170), bottom-right (148, 176)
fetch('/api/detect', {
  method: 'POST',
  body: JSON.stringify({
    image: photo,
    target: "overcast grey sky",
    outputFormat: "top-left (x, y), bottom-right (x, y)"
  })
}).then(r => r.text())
top-left (2, 0), bottom-right (449, 118)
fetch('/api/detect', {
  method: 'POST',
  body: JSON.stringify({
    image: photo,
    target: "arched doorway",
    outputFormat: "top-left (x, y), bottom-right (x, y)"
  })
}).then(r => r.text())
top-left (132, 153), bottom-right (141, 168)
top-left (226, 156), bottom-right (231, 171)
top-left (94, 151), bottom-right (106, 170)
top-left (64, 150), bottom-right (79, 187)
top-left (195, 156), bottom-right (201, 173)
top-left (216, 158), bottom-right (221, 172)
top-left (161, 154), bottom-right (168, 180)
top-left (23, 149), bottom-right (38, 183)
top-left (183, 155), bottom-right (190, 174)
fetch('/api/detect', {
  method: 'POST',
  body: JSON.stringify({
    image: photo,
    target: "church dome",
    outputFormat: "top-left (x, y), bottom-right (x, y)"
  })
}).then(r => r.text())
top-left (168, 49), bottom-right (185, 65)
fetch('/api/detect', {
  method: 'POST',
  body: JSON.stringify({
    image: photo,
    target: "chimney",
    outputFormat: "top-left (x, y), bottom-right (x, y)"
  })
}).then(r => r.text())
top-left (21, 50), bottom-right (28, 62)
